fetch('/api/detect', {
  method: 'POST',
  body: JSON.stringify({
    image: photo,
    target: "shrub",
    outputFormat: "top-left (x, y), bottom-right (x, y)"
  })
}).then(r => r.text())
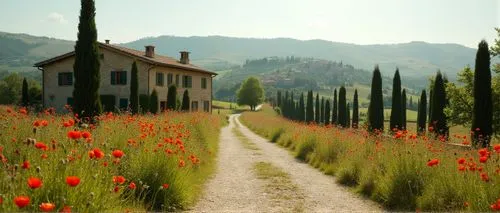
top-left (100, 94), bottom-right (116, 112)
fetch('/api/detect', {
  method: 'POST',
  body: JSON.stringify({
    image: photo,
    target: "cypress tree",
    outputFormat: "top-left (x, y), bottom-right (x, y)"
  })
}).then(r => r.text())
top-left (167, 85), bottom-right (177, 110)
top-left (73, 0), bottom-right (102, 118)
top-left (283, 91), bottom-right (289, 118)
top-left (338, 86), bottom-right (347, 127)
top-left (130, 61), bottom-right (139, 114)
top-left (306, 91), bottom-right (314, 123)
top-left (149, 89), bottom-right (159, 114)
top-left (325, 99), bottom-right (331, 125)
top-left (181, 90), bottom-right (190, 111)
top-left (346, 102), bottom-right (351, 128)
top-left (390, 69), bottom-right (402, 131)
top-left (299, 93), bottom-right (305, 122)
top-left (277, 90), bottom-right (282, 108)
top-left (417, 90), bottom-right (427, 134)
top-left (332, 89), bottom-right (338, 125)
top-left (320, 97), bottom-right (325, 124)
top-left (409, 96), bottom-right (413, 109)
top-left (368, 66), bottom-right (384, 132)
top-left (428, 88), bottom-right (433, 127)
top-left (430, 72), bottom-right (448, 137)
top-left (21, 78), bottom-right (29, 106)
top-left (290, 91), bottom-right (295, 120)
top-left (352, 89), bottom-right (359, 128)
top-left (472, 40), bottom-right (493, 148)
top-left (401, 89), bottom-right (407, 130)
top-left (315, 93), bottom-right (320, 123)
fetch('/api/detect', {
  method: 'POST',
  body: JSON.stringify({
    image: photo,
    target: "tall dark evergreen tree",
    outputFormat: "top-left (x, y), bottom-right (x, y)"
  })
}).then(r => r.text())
top-left (390, 69), bottom-right (402, 131)
top-left (73, 0), bottom-right (102, 118)
top-left (283, 91), bottom-right (289, 118)
top-left (368, 66), bottom-right (384, 132)
top-left (290, 91), bottom-right (295, 120)
top-left (346, 102), bottom-right (351, 128)
top-left (409, 96), bottom-right (413, 109)
top-left (338, 86), bottom-right (347, 127)
top-left (306, 91), bottom-right (314, 123)
top-left (315, 93), bottom-right (320, 123)
top-left (299, 93), bottom-right (305, 122)
top-left (430, 72), bottom-right (448, 137)
top-left (181, 90), bottom-right (190, 111)
top-left (352, 89), bottom-right (359, 128)
top-left (325, 99), bottom-right (331, 125)
top-left (130, 61), bottom-right (139, 114)
top-left (21, 78), bottom-right (29, 106)
top-left (401, 89), bottom-right (407, 130)
top-left (417, 90), bottom-right (427, 134)
top-left (332, 89), bottom-right (338, 125)
top-left (472, 40), bottom-right (493, 148)
top-left (277, 90), bottom-right (282, 108)
top-left (167, 85), bottom-right (178, 110)
top-left (320, 97), bottom-right (325, 124)
top-left (428, 88), bottom-right (433, 127)
top-left (149, 89), bottom-right (159, 114)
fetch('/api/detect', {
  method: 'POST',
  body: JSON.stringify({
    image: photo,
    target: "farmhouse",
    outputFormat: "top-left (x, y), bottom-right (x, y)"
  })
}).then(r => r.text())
top-left (34, 40), bottom-right (216, 112)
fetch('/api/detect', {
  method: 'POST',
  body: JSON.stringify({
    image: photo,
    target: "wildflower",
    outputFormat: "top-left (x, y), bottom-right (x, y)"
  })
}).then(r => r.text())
top-left (478, 148), bottom-right (489, 157)
top-left (27, 177), bottom-right (43, 189)
top-left (22, 160), bottom-right (30, 169)
top-left (494, 144), bottom-right (500, 153)
top-left (114, 186), bottom-right (120, 193)
top-left (479, 156), bottom-right (488, 163)
top-left (457, 158), bottom-right (466, 164)
top-left (67, 131), bottom-right (82, 140)
top-left (458, 165), bottom-right (466, 171)
top-left (129, 182), bottom-right (136, 190)
top-left (427, 158), bottom-right (439, 167)
top-left (41, 153), bottom-right (48, 159)
top-left (41, 120), bottom-right (49, 127)
top-left (19, 108), bottom-right (27, 115)
top-left (113, 176), bottom-right (126, 185)
top-left (178, 159), bottom-right (185, 167)
top-left (112, 150), bottom-right (124, 158)
top-left (14, 196), bottom-right (30, 208)
top-left (162, 183), bottom-right (169, 189)
top-left (35, 142), bottom-right (48, 150)
top-left (81, 131), bottom-right (91, 139)
top-left (33, 120), bottom-right (41, 127)
top-left (60, 206), bottom-right (72, 213)
top-left (480, 172), bottom-right (489, 182)
top-left (89, 148), bottom-right (104, 159)
top-left (39, 202), bottom-right (56, 212)
top-left (66, 176), bottom-right (81, 187)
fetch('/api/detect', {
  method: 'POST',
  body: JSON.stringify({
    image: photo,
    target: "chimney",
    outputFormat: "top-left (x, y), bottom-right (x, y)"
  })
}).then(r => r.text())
top-left (180, 51), bottom-right (190, 64)
top-left (145, 45), bottom-right (155, 58)
top-left (105, 39), bottom-right (110, 44)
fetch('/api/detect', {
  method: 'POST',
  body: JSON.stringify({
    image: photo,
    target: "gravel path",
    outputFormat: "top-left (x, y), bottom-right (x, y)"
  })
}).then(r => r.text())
top-left (189, 114), bottom-right (381, 212)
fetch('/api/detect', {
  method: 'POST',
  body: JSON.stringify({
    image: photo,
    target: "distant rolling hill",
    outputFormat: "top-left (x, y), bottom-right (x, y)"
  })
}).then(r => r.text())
top-left (0, 31), bottom-right (495, 80)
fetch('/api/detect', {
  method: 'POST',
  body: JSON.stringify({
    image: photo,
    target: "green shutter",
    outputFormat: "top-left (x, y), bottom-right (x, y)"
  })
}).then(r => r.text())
top-left (121, 71), bottom-right (127, 85)
top-left (111, 72), bottom-right (116, 85)
top-left (58, 73), bottom-right (63, 86)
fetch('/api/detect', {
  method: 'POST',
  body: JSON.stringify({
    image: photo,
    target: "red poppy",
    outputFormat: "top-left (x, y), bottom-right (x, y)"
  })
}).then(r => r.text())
top-left (494, 144), bottom-right (500, 153)
top-left (112, 150), bottom-right (124, 158)
top-left (41, 153), bottom-right (48, 159)
top-left (89, 148), bottom-right (104, 159)
top-left (458, 165), bottom-right (466, 171)
top-left (480, 172), bottom-right (489, 182)
top-left (41, 120), bottom-right (49, 127)
top-left (39, 202), bottom-right (56, 212)
top-left (114, 186), bottom-right (120, 193)
top-left (22, 160), bottom-right (30, 169)
top-left (478, 148), bottom-right (489, 157)
top-left (14, 196), bottom-right (30, 208)
top-left (19, 108), bottom-right (27, 115)
top-left (162, 183), bottom-right (169, 189)
top-left (67, 131), bottom-right (82, 140)
top-left (81, 131), bottom-right (91, 139)
top-left (479, 156), bottom-right (488, 163)
top-left (33, 120), bottom-right (41, 127)
top-left (0, 196), bottom-right (3, 204)
top-left (178, 159), bottom-right (185, 168)
top-left (66, 176), bottom-right (80, 187)
top-left (113, 176), bottom-right (126, 185)
top-left (35, 142), bottom-right (48, 150)
top-left (60, 206), bottom-right (72, 213)
top-left (427, 159), bottom-right (439, 167)
top-left (129, 182), bottom-right (136, 190)
top-left (27, 177), bottom-right (43, 189)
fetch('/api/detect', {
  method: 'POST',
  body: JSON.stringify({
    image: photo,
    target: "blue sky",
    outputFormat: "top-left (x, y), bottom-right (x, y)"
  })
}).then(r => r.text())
top-left (0, 0), bottom-right (498, 48)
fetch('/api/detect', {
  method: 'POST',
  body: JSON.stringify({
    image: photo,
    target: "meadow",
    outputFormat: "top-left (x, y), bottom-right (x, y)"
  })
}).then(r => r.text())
top-left (240, 105), bottom-right (500, 211)
top-left (0, 106), bottom-right (225, 212)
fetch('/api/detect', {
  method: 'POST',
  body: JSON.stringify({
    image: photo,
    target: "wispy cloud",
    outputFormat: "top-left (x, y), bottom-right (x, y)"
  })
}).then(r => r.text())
top-left (47, 12), bottom-right (68, 24)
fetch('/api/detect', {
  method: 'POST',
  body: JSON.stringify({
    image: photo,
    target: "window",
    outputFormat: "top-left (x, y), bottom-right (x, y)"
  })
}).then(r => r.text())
top-left (175, 74), bottom-right (180, 86)
top-left (203, 101), bottom-right (210, 112)
top-left (111, 71), bottom-right (127, 85)
top-left (191, 101), bottom-right (198, 111)
top-left (167, 73), bottom-right (173, 86)
top-left (156, 72), bottom-right (164, 86)
top-left (58, 72), bottom-right (73, 86)
top-left (182, 75), bottom-right (192, 88)
top-left (119, 98), bottom-right (128, 109)
top-left (201, 78), bottom-right (207, 89)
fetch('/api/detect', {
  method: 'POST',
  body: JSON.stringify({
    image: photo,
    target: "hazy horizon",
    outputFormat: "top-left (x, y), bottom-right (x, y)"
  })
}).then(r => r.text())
top-left (0, 0), bottom-right (498, 48)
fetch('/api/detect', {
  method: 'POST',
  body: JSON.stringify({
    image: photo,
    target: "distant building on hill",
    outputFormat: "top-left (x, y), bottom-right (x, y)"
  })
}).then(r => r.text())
top-left (34, 40), bottom-right (216, 112)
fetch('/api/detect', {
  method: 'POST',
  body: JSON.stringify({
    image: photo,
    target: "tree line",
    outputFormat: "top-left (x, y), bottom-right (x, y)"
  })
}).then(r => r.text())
top-left (275, 38), bottom-right (496, 148)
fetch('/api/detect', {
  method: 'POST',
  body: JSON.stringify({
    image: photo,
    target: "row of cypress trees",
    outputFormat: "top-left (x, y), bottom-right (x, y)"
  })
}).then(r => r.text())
top-left (277, 87), bottom-right (359, 128)
top-left (148, 85), bottom-right (190, 114)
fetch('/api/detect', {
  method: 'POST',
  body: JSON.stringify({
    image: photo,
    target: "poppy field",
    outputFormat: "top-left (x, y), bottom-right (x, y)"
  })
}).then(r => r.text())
top-left (240, 105), bottom-right (500, 212)
top-left (0, 106), bottom-right (224, 212)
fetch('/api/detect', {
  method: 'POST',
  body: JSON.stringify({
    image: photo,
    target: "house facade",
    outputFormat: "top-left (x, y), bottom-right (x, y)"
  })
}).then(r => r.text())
top-left (34, 41), bottom-right (216, 113)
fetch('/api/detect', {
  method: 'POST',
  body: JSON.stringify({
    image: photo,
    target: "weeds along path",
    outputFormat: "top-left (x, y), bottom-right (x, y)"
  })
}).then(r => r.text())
top-left (234, 114), bottom-right (382, 212)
